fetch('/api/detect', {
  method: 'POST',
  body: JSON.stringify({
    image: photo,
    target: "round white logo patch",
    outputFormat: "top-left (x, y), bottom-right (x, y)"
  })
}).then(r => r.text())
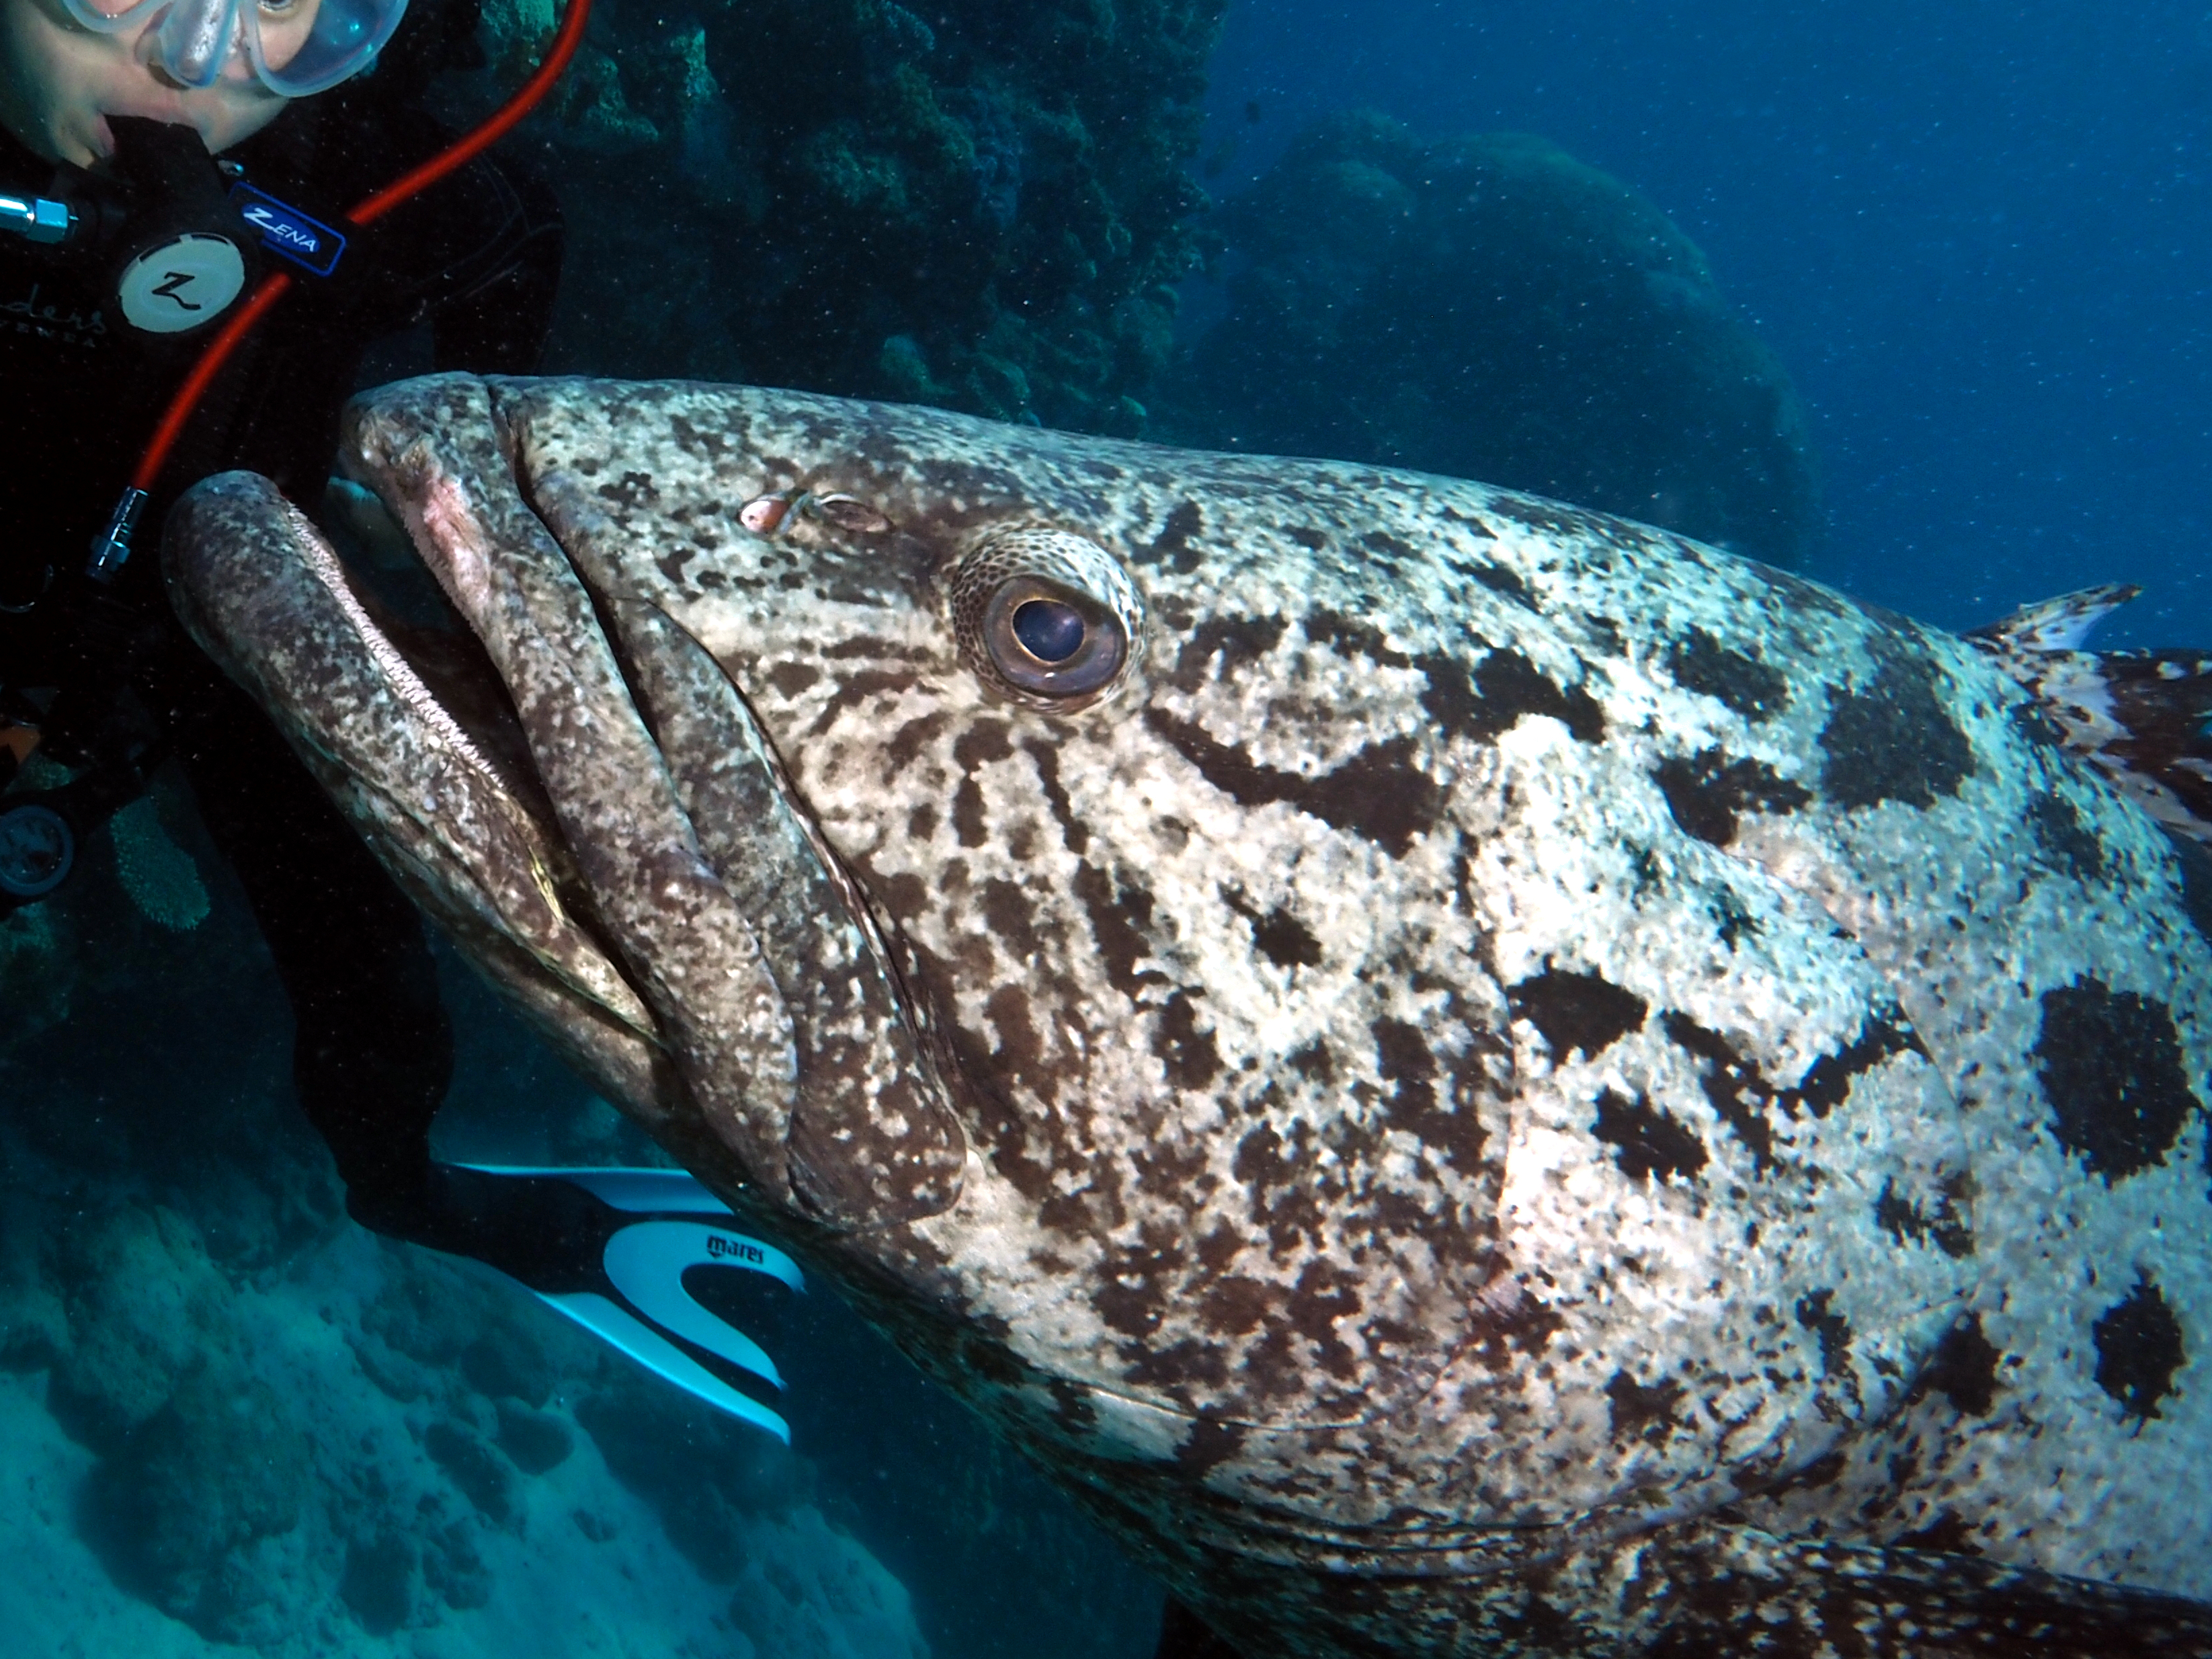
top-left (116, 233), bottom-right (247, 334)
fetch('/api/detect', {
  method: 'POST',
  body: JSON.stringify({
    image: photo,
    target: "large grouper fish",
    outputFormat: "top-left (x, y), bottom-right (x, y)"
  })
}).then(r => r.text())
top-left (165, 374), bottom-right (2212, 1658)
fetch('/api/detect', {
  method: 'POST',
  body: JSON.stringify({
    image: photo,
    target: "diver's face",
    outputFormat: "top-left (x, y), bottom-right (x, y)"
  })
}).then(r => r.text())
top-left (0, 0), bottom-right (298, 166)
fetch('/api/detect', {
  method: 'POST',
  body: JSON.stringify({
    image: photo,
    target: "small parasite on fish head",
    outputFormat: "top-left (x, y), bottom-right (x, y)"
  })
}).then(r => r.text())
top-left (942, 524), bottom-right (1145, 710)
top-left (738, 489), bottom-right (893, 538)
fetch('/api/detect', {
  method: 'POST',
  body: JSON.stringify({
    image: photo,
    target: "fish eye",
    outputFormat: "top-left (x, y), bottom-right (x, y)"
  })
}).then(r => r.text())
top-left (1012, 598), bottom-right (1085, 662)
top-left (984, 577), bottom-right (1124, 697)
top-left (947, 525), bottom-right (1144, 709)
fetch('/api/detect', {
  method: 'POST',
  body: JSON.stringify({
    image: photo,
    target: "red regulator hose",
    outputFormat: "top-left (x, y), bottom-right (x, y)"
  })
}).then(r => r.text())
top-left (88, 0), bottom-right (594, 579)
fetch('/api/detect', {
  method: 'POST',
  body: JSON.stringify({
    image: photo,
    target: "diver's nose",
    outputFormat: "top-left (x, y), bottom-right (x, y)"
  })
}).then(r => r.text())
top-left (133, 0), bottom-right (242, 89)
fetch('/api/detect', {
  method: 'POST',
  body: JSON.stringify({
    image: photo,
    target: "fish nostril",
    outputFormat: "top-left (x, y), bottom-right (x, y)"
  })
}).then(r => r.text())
top-left (739, 492), bottom-right (797, 536)
top-left (739, 490), bottom-right (890, 538)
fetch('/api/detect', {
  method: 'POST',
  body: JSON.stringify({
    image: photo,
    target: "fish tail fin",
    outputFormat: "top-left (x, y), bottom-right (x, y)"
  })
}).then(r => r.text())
top-left (1968, 584), bottom-right (2212, 842)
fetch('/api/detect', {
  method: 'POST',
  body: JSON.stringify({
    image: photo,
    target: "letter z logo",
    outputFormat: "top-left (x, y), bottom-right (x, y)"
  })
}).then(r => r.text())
top-left (242, 204), bottom-right (319, 252)
top-left (151, 272), bottom-right (202, 311)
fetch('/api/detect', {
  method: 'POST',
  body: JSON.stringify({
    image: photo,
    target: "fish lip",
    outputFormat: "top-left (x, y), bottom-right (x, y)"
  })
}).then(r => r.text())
top-left (308, 477), bottom-right (564, 846)
top-left (200, 466), bottom-right (665, 1049)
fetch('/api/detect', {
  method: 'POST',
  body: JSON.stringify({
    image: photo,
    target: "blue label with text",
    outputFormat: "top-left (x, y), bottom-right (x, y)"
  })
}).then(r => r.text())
top-left (229, 184), bottom-right (346, 278)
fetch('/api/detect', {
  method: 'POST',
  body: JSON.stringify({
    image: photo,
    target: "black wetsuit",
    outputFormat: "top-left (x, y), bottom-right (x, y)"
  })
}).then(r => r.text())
top-left (0, 68), bottom-right (561, 1210)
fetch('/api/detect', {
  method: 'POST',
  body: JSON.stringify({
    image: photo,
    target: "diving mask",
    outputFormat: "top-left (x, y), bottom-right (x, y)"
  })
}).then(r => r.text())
top-left (57, 0), bottom-right (408, 97)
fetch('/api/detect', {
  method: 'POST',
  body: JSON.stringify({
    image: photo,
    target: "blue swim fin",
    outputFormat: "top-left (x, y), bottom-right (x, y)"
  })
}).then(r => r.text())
top-left (356, 1163), bottom-right (802, 1441)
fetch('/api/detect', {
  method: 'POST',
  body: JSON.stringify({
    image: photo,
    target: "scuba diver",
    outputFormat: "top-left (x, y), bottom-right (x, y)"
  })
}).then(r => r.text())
top-left (0, 0), bottom-right (796, 1439)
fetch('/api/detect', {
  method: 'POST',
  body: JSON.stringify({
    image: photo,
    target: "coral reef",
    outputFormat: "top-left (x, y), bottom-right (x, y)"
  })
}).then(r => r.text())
top-left (1, 751), bottom-right (84, 1059)
top-left (0, 903), bottom-right (74, 1057)
top-left (0, 844), bottom-right (1160, 1656)
top-left (464, 0), bottom-right (1225, 434)
top-left (1158, 112), bottom-right (1821, 566)
top-left (108, 791), bottom-right (211, 934)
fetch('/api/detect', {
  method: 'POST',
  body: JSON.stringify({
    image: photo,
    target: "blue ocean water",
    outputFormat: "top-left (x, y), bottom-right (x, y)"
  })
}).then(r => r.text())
top-left (1193, 0), bottom-right (2212, 645)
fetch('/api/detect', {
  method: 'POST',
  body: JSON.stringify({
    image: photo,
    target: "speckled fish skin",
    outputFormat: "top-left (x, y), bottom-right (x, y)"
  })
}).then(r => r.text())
top-left (163, 373), bottom-right (2212, 1658)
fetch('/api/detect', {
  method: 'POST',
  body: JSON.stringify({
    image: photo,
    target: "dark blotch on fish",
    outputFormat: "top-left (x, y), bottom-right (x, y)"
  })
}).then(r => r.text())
top-left (1591, 1088), bottom-right (1707, 1183)
top-left (1793, 1010), bottom-right (1924, 1119)
top-left (2029, 791), bottom-right (2105, 883)
top-left (1795, 1289), bottom-right (1852, 1379)
top-left (1604, 1369), bottom-right (1684, 1445)
top-left (1467, 1289), bottom-right (1567, 1374)
top-left (2160, 826), bottom-right (2212, 947)
top-left (1170, 615), bottom-right (1286, 692)
top-left (1450, 556), bottom-right (1538, 612)
top-left (2011, 700), bottom-right (2070, 750)
top-left (1819, 643), bottom-right (1975, 809)
top-left (1894, 1511), bottom-right (1983, 1556)
top-left (1419, 648), bottom-right (1606, 745)
top-left (1223, 889), bottom-right (1321, 969)
top-left (1371, 1018), bottom-right (1438, 1114)
top-left (1918, 1315), bottom-right (2003, 1418)
top-left (764, 660), bottom-right (819, 697)
top-left (1174, 1416), bottom-right (1246, 1476)
top-left (595, 469), bottom-right (658, 510)
top-left (1073, 861), bottom-right (1162, 997)
top-left (1874, 1173), bottom-right (1974, 1260)
top-left (1307, 608), bottom-right (1407, 668)
top-left (1198, 1277), bottom-right (1274, 1341)
top-left (1655, 749), bottom-right (1812, 847)
top-left (2092, 1275), bottom-right (2186, 1422)
top-left (1368, 1019), bottom-right (1500, 1185)
top-left (1094, 1240), bottom-right (1181, 1342)
top-left (979, 879), bottom-right (1042, 963)
top-left (948, 721), bottom-right (1014, 847)
top-left (1155, 991), bottom-right (1223, 1089)
top-left (2034, 977), bottom-right (2200, 1182)
top-left (1509, 967), bottom-right (1648, 1061)
top-left (1663, 1014), bottom-right (1776, 1172)
top-left (1360, 530), bottom-right (1418, 569)
top-left (1668, 629), bottom-right (1790, 720)
top-left (1024, 739), bottom-right (1088, 856)
top-left (1143, 710), bottom-right (1443, 856)
top-left (1145, 500), bottom-right (1204, 572)
top-left (1678, 1011), bottom-right (1922, 1188)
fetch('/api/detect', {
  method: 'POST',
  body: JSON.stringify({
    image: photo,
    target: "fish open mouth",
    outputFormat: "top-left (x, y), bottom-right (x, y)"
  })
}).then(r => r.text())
top-left (312, 481), bottom-right (569, 856)
top-left (166, 460), bottom-right (675, 1101)
top-left (163, 373), bottom-right (970, 1228)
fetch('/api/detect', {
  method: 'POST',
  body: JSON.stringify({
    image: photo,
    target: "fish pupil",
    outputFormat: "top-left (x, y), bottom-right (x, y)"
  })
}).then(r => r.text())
top-left (1012, 599), bottom-right (1086, 663)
